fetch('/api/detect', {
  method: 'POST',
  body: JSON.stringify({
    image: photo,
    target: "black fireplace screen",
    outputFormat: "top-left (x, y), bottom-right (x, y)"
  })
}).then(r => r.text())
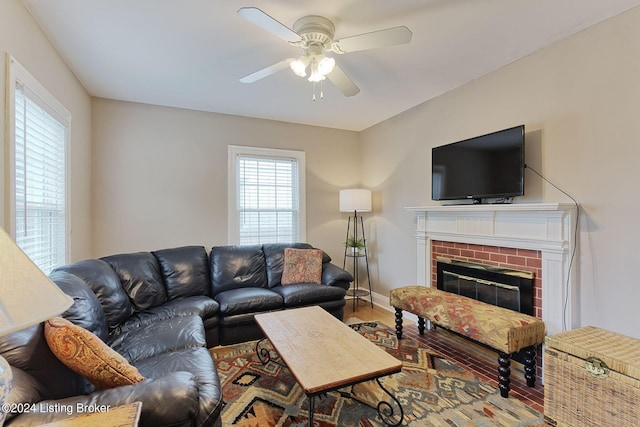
top-left (442, 272), bottom-right (521, 312)
top-left (437, 259), bottom-right (534, 316)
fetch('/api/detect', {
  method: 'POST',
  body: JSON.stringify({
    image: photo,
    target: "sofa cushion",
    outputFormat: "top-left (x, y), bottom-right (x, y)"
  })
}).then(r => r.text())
top-left (281, 248), bottom-right (323, 285)
top-left (111, 296), bottom-right (219, 337)
top-left (214, 288), bottom-right (283, 316)
top-left (50, 270), bottom-right (109, 342)
top-left (134, 347), bottom-right (217, 384)
top-left (44, 317), bottom-right (145, 390)
top-left (101, 252), bottom-right (168, 310)
top-left (108, 316), bottom-right (207, 363)
top-left (153, 246), bottom-right (211, 299)
top-left (263, 243), bottom-right (311, 287)
top-left (272, 283), bottom-right (347, 307)
top-left (53, 259), bottom-right (134, 329)
top-left (210, 245), bottom-right (267, 294)
top-left (263, 243), bottom-right (332, 288)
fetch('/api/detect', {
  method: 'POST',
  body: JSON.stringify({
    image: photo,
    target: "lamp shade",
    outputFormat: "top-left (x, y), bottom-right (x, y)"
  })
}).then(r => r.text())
top-left (339, 189), bottom-right (372, 212)
top-left (0, 226), bottom-right (73, 336)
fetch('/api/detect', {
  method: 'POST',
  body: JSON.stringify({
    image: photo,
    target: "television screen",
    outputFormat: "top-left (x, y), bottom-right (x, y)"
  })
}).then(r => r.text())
top-left (432, 125), bottom-right (524, 202)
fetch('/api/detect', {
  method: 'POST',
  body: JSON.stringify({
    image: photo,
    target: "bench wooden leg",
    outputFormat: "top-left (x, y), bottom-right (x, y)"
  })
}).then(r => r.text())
top-left (498, 353), bottom-right (511, 398)
top-left (394, 308), bottom-right (403, 339)
top-left (523, 346), bottom-right (537, 387)
top-left (417, 317), bottom-right (425, 335)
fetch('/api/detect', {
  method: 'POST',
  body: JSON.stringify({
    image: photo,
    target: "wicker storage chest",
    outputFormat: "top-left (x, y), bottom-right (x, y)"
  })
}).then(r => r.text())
top-left (544, 326), bottom-right (640, 426)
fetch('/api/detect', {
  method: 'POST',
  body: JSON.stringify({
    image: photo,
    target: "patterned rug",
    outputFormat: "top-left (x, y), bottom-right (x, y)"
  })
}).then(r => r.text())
top-left (210, 321), bottom-right (545, 426)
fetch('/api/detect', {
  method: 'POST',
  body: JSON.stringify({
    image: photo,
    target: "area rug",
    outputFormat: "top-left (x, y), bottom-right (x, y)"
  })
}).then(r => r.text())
top-left (210, 321), bottom-right (545, 426)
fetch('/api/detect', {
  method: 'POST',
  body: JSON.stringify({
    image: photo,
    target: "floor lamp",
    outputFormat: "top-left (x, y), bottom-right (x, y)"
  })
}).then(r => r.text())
top-left (339, 189), bottom-right (373, 310)
top-left (0, 227), bottom-right (74, 425)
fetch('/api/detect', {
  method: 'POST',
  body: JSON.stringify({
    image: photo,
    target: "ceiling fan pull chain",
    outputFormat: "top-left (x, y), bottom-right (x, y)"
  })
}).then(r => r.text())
top-left (320, 80), bottom-right (324, 99)
top-left (312, 81), bottom-right (317, 101)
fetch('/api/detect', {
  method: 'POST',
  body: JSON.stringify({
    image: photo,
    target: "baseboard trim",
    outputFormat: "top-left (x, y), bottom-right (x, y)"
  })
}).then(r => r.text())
top-left (370, 290), bottom-right (419, 323)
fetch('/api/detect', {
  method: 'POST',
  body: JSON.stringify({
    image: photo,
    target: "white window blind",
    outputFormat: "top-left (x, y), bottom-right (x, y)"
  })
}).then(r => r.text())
top-left (9, 56), bottom-right (70, 274)
top-left (228, 146), bottom-right (306, 245)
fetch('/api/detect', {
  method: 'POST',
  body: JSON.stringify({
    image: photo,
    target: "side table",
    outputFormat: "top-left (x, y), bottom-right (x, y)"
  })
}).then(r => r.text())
top-left (38, 401), bottom-right (142, 427)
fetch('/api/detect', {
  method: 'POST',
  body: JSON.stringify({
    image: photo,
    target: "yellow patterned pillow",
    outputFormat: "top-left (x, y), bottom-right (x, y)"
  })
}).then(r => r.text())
top-left (281, 248), bottom-right (323, 285)
top-left (44, 317), bottom-right (145, 390)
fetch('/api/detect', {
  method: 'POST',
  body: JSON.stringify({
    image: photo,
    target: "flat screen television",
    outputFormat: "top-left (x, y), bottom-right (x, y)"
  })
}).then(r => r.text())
top-left (432, 125), bottom-right (524, 203)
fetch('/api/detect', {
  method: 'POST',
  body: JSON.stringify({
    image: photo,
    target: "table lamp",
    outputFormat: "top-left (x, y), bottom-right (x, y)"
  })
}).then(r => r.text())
top-left (0, 226), bottom-right (73, 424)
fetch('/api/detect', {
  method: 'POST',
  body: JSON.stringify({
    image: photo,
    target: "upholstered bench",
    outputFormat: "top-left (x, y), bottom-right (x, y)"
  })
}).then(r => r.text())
top-left (390, 285), bottom-right (546, 398)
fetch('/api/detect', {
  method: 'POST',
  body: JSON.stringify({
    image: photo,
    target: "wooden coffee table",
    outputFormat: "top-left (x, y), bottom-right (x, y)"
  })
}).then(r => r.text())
top-left (254, 306), bottom-right (403, 426)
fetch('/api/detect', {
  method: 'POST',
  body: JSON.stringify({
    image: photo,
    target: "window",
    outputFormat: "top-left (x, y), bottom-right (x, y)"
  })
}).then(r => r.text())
top-left (228, 146), bottom-right (306, 245)
top-left (7, 55), bottom-right (71, 273)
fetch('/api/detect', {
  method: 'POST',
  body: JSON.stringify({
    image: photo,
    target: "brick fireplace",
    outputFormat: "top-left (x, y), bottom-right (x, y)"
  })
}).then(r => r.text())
top-left (431, 241), bottom-right (542, 318)
top-left (406, 203), bottom-right (577, 336)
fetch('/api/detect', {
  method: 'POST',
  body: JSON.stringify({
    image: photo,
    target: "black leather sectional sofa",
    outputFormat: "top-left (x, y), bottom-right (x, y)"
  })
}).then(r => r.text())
top-left (0, 243), bottom-right (352, 426)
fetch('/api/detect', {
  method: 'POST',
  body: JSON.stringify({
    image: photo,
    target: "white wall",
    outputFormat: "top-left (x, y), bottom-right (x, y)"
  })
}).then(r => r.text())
top-left (0, 0), bottom-right (92, 260)
top-left (361, 7), bottom-right (640, 338)
top-left (91, 99), bottom-right (360, 262)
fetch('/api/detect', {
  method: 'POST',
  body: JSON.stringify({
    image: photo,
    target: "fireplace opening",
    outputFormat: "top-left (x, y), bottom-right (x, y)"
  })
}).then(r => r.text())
top-left (436, 257), bottom-right (534, 316)
top-left (442, 272), bottom-right (522, 312)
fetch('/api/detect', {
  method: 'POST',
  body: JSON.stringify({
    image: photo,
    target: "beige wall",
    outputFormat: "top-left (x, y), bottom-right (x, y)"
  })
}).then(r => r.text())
top-left (91, 99), bottom-right (360, 261)
top-left (0, 0), bottom-right (92, 260)
top-left (361, 7), bottom-right (640, 338)
top-left (7, 0), bottom-right (640, 338)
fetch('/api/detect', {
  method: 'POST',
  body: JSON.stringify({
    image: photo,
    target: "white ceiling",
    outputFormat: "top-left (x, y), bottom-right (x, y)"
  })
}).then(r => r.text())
top-left (20, 0), bottom-right (640, 131)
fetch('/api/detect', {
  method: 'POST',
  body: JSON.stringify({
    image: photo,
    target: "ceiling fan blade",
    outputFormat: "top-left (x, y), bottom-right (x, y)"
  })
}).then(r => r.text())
top-left (237, 7), bottom-right (302, 43)
top-left (240, 59), bottom-right (293, 83)
top-left (332, 26), bottom-right (412, 54)
top-left (327, 65), bottom-right (360, 97)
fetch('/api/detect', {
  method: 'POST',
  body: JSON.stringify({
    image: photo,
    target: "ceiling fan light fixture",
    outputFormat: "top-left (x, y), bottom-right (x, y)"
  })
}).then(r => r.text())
top-left (307, 54), bottom-right (335, 82)
top-left (290, 56), bottom-right (309, 77)
top-left (307, 66), bottom-right (324, 82)
top-left (318, 56), bottom-right (335, 76)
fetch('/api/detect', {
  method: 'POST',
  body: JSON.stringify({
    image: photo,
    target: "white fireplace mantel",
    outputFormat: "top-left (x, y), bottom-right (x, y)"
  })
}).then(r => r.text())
top-left (405, 203), bottom-right (577, 335)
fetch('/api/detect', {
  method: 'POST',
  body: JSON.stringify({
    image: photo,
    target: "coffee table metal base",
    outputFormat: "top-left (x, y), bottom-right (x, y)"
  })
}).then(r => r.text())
top-left (256, 338), bottom-right (404, 426)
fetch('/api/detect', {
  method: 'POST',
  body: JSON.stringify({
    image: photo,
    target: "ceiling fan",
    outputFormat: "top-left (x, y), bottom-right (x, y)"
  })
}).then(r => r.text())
top-left (238, 7), bottom-right (412, 100)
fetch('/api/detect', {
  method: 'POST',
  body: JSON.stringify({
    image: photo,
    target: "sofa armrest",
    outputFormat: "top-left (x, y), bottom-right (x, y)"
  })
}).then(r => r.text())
top-left (322, 263), bottom-right (353, 290)
top-left (6, 372), bottom-right (200, 427)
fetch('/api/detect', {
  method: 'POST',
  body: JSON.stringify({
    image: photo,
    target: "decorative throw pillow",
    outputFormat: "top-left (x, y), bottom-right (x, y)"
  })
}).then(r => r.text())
top-left (44, 317), bottom-right (145, 390)
top-left (281, 248), bottom-right (324, 285)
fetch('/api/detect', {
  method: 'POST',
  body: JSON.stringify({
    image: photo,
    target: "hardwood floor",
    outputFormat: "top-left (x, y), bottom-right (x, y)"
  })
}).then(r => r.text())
top-left (344, 301), bottom-right (545, 414)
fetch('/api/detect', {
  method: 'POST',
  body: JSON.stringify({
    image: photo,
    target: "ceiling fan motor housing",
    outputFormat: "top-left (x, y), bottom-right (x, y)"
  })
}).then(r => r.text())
top-left (292, 15), bottom-right (335, 49)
